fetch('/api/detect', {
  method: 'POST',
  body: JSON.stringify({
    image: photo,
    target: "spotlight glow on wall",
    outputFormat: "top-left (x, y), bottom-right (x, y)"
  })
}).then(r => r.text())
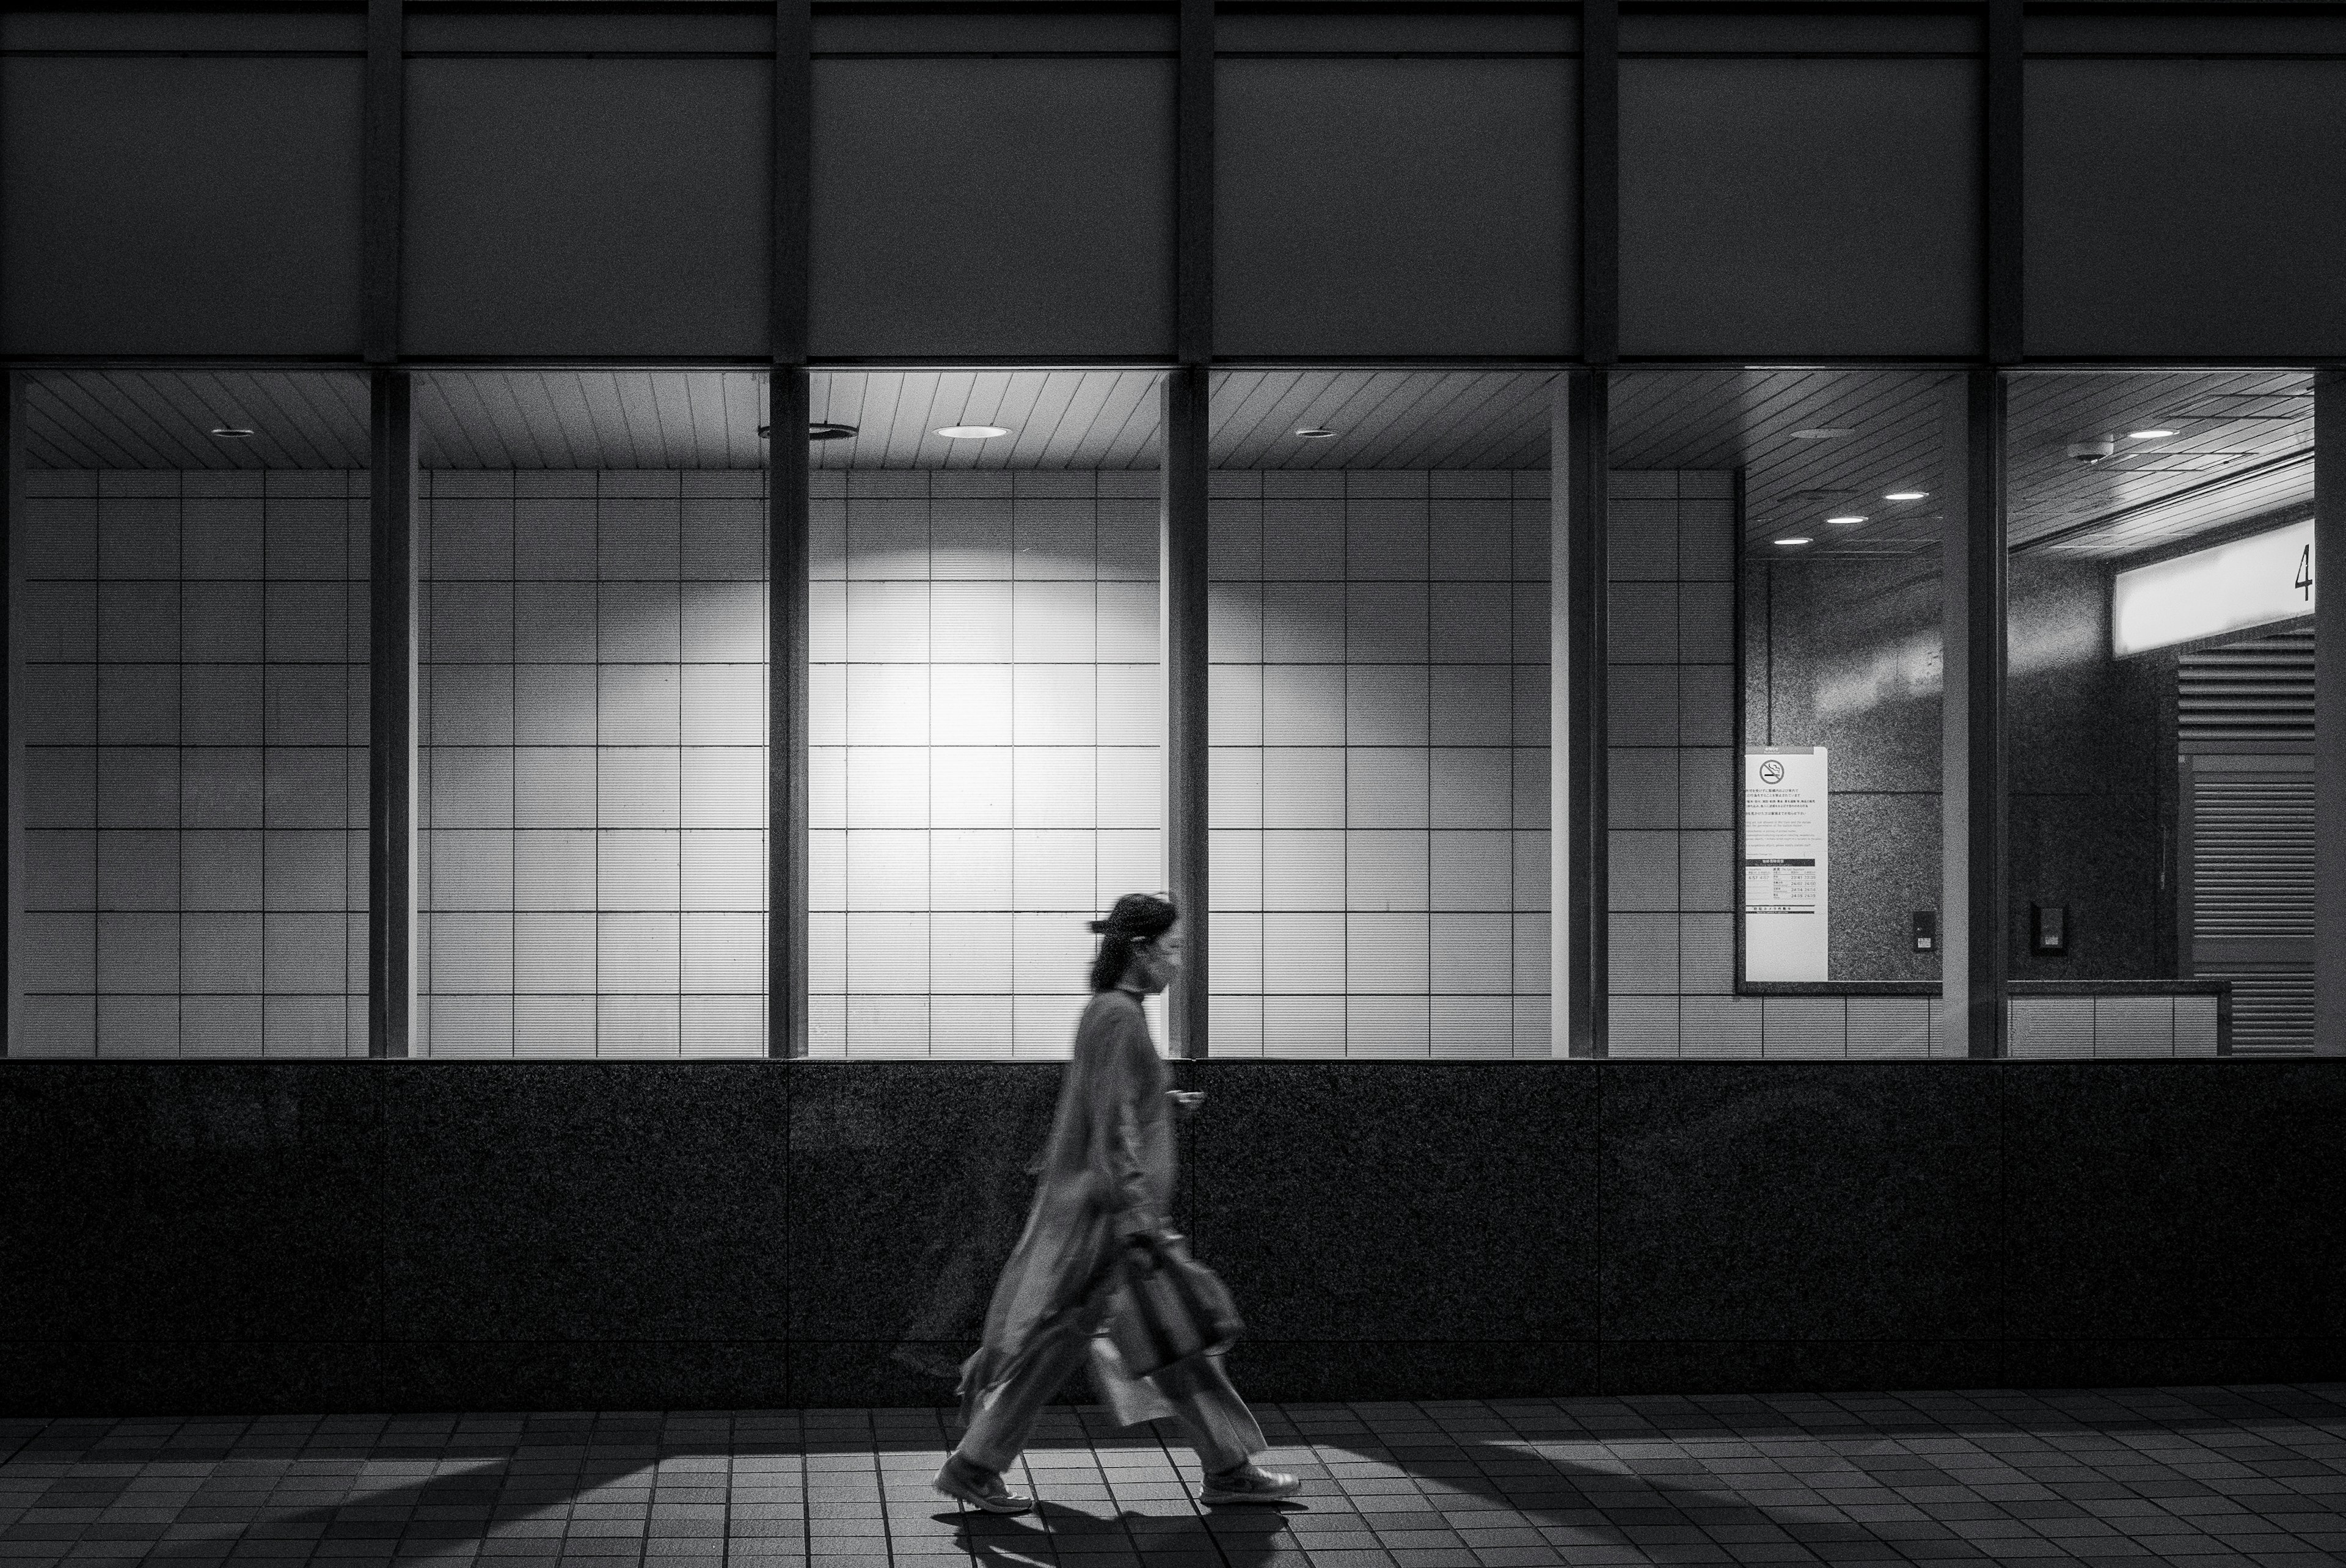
top-left (936, 425), bottom-right (1011, 440)
top-left (1293, 428), bottom-right (1339, 439)
top-left (209, 426), bottom-right (255, 439)
top-left (2111, 517), bottom-right (2315, 656)
top-left (2128, 429), bottom-right (2177, 440)
top-left (1774, 536), bottom-right (1814, 547)
top-left (1825, 514), bottom-right (1868, 526)
top-left (1884, 490), bottom-right (1928, 501)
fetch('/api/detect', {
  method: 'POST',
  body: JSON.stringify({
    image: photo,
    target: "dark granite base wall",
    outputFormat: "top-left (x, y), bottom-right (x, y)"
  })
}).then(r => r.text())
top-left (3, 1059), bottom-right (2342, 1416)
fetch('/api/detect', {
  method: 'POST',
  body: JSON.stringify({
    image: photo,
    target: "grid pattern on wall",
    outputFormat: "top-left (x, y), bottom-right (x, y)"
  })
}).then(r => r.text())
top-left (415, 470), bottom-right (769, 1057)
top-left (1205, 470), bottom-right (1551, 1059)
top-left (1606, 470), bottom-right (1954, 1059)
top-left (808, 470), bottom-right (1164, 1057)
top-left (15, 470), bottom-right (370, 1057)
top-left (2008, 994), bottom-right (2221, 1057)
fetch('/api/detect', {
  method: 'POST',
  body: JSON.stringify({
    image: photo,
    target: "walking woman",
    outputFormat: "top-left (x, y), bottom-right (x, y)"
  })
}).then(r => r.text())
top-left (935, 892), bottom-right (1299, 1514)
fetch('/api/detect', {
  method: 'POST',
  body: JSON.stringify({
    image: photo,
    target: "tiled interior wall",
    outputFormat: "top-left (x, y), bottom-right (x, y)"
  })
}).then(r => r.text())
top-left (1605, 471), bottom-right (1956, 1058)
top-left (16, 471), bottom-right (370, 1057)
top-left (1205, 470), bottom-right (1551, 1059)
top-left (2008, 995), bottom-right (2221, 1057)
top-left (808, 470), bottom-right (1163, 1057)
top-left (8, 464), bottom-right (2223, 1063)
top-left (416, 471), bottom-right (768, 1057)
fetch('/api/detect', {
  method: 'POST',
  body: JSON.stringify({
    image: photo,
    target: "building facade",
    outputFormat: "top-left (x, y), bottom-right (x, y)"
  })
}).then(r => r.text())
top-left (5, 0), bottom-right (2346, 1416)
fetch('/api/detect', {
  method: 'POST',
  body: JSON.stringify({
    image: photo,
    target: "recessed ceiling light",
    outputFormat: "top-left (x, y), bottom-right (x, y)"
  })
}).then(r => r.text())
top-left (1789, 428), bottom-right (1855, 440)
top-left (1293, 427), bottom-right (1339, 439)
top-left (1825, 514), bottom-right (1868, 526)
top-left (2129, 428), bottom-right (2177, 440)
top-left (1774, 536), bottom-right (1814, 547)
top-left (936, 425), bottom-right (1011, 440)
top-left (209, 426), bottom-right (255, 439)
top-left (1884, 490), bottom-right (1928, 501)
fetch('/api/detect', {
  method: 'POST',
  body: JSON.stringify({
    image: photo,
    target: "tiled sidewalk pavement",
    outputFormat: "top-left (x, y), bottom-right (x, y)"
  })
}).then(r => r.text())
top-left (3, 1385), bottom-right (2345, 1567)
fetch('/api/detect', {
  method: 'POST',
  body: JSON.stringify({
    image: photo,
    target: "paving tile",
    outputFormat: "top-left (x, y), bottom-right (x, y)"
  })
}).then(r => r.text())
top-left (6, 1389), bottom-right (2346, 1567)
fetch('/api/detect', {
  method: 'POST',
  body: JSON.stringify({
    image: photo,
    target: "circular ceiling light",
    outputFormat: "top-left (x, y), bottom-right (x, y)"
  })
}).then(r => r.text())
top-left (1774, 536), bottom-right (1814, 547)
top-left (936, 425), bottom-right (1011, 440)
top-left (2129, 428), bottom-right (2177, 440)
top-left (209, 425), bottom-right (255, 439)
top-left (1825, 514), bottom-right (1868, 526)
top-left (1293, 427), bottom-right (1339, 439)
top-left (1788, 428), bottom-right (1855, 440)
top-left (1883, 490), bottom-right (1929, 501)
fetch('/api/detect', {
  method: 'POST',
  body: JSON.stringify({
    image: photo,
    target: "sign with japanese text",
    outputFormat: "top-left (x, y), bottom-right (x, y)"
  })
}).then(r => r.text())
top-left (1744, 746), bottom-right (1828, 982)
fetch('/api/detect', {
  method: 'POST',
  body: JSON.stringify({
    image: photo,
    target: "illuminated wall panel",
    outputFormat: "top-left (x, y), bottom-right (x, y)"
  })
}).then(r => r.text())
top-left (809, 470), bottom-right (1163, 1057)
top-left (415, 470), bottom-right (769, 1057)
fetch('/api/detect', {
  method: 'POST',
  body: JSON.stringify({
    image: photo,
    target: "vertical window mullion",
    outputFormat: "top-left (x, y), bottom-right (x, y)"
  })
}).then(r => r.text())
top-left (2312, 371), bottom-right (2345, 1056)
top-left (2, 374), bottom-right (21, 1056)
top-left (368, 370), bottom-right (418, 1057)
top-left (770, 0), bottom-right (813, 1057)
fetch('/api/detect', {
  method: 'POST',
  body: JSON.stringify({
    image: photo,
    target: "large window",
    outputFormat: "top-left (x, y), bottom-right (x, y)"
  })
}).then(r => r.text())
top-left (1205, 371), bottom-right (1555, 1058)
top-left (413, 372), bottom-right (769, 1057)
top-left (1609, 370), bottom-right (1957, 1057)
top-left (2004, 371), bottom-right (2314, 1055)
top-left (7, 363), bottom-right (2328, 1063)
top-left (806, 371), bottom-right (1166, 1057)
top-left (15, 371), bottom-right (370, 1056)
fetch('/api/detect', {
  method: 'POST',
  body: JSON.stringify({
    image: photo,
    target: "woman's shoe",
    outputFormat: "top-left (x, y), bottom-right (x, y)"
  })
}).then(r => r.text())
top-left (1197, 1463), bottom-right (1301, 1504)
top-left (932, 1454), bottom-right (1035, 1515)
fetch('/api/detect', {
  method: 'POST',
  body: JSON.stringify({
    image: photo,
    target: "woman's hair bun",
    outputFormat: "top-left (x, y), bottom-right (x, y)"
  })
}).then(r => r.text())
top-left (1085, 892), bottom-right (1180, 990)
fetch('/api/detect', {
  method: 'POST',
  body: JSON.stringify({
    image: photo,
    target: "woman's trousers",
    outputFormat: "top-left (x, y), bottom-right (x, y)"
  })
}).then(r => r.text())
top-left (956, 1300), bottom-right (1265, 1475)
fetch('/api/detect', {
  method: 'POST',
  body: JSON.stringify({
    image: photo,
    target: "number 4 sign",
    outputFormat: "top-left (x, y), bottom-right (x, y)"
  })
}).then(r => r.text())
top-left (2112, 518), bottom-right (2317, 656)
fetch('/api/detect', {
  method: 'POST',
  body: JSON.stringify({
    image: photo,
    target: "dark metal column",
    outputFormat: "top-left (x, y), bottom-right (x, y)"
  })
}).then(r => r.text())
top-left (1957, 0), bottom-right (2022, 1056)
top-left (1956, 370), bottom-right (2008, 1058)
top-left (1, 375), bottom-right (21, 1054)
top-left (1154, 0), bottom-right (1213, 1057)
top-left (769, 0), bottom-right (813, 1057)
top-left (1161, 370), bottom-right (1210, 1059)
top-left (368, 371), bottom-right (418, 1057)
top-left (1561, 0), bottom-right (1617, 1057)
top-left (1558, 371), bottom-right (1608, 1056)
top-left (769, 371), bottom-right (811, 1060)
top-left (2314, 371), bottom-right (2346, 1055)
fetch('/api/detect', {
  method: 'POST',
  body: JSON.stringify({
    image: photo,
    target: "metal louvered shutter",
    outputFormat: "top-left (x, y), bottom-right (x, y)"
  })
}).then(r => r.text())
top-left (2178, 627), bottom-right (2315, 1053)
top-left (2178, 626), bottom-right (2314, 749)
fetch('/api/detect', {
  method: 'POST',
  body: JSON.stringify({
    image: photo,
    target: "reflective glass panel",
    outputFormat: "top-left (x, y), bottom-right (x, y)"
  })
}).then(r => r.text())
top-left (1611, 369), bottom-right (1956, 1056)
top-left (413, 371), bottom-right (769, 1057)
top-left (1205, 371), bottom-right (1555, 1058)
top-left (806, 370), bottom-right (1166, 1057)
top-left (2004, 371), bottom-right (2314, 1056)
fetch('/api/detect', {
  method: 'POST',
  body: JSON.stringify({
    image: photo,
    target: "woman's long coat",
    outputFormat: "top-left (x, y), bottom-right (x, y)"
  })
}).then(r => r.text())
top-left (957, 988), bottom-right (1176, 1425)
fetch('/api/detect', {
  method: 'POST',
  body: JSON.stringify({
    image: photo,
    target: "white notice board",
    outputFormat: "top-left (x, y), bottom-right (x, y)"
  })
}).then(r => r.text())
top-left (1744, 746), bottom-right (1828, 982)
